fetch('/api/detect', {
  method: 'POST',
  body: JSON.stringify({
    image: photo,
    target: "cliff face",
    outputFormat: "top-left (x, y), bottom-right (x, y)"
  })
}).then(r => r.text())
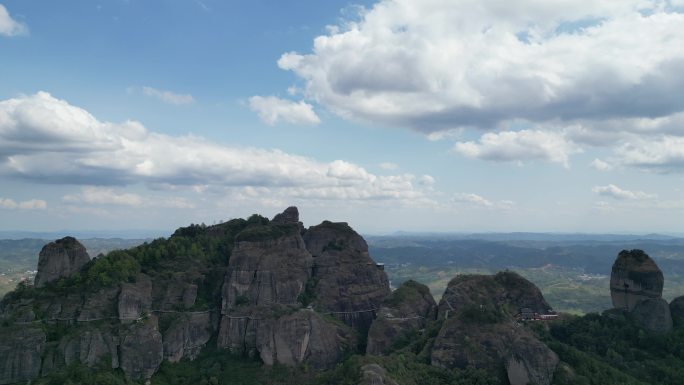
top-left (610, 249), bottom-right (664, 311)
top-left (430, 272), bottom-right (558, 385)
top-left (0, 328), bottom-right (45, 385)
top-left (34, 236), bottom-right (90, 287)
top-left (366, 280), bottom-right (437, 356)
top-left (304, 221), bottom-right (391, 332)
top-left (609, 249), bottom-right (672, 333)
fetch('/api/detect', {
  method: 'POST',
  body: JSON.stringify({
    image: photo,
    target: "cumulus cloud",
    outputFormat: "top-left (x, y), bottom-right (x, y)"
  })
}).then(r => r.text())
top-left (592, 184), bottom-right (656, 200)
top-left (453, 129), bottom-right (579, 167)
top-left (0, 92), bottom-right (431, 203)
top-left (452, 193), bottom-right (515, 209)
top-left (249, 96), bottom-right (320, 126)
top-left (278, 0), bottom-right (684, 133)
top-left (140, 86), bottom-right (194, 105)
top-left (613, 136), bottom-right (684, 173)
top-left (0, 197), bottom-right (46, 209)
top-left (0, 4), bottom-right (28, 36)
top-left (591, 159), bottom-right (613, 171)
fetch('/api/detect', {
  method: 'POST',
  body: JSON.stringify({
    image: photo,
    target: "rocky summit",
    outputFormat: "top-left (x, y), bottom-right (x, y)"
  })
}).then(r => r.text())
top-left (609, 249), bottom-right (672, 333)
top-left (34, 237), bottom-right (90, 288)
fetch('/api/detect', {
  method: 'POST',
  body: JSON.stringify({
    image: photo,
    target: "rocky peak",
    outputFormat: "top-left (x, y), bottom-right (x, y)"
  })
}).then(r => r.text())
top-left (610, 249), bottom-right (664, 311)
top-left (271, 206), bottom-right (300, 225)
top-left (303, 220), bottom-right (390, 332)
top-left (34, 236), bottom-right (90, 287)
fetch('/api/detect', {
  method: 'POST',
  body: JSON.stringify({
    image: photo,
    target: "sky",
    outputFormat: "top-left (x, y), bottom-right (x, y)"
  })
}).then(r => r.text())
top-left (1, 0), bottom-right (684, 235)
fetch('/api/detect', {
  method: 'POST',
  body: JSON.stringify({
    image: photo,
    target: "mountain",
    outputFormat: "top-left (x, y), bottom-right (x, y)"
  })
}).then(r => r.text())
top-left (1, 208), bottom-right (684, 385)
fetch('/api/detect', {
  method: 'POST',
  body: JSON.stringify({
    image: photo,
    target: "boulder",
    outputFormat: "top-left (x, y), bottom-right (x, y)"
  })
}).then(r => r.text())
top-left (271, 206), bottom-right (301, 226)
top-left (34, 236), bottom-right (90, 287)
top-left (0, 327), bottom-right (45, 385)
top-left (58, 327), bottom-right (119, 368)
top-left (359, 364), bottom-right (399, 385)
top-left (670, 295), bottom-right (684, 326)
top-left (507, 333), bottom-right (559, 385)
top-left (304, 221), bottom-right (391, 332)
top-left (610, 249), bottom-right (664, 311)
top-left (78, 287), bottom-right (120, 321)
top-left (632, 298), bottom-right (672, 333)
top-left (367, 280), bottom-right (436, 355)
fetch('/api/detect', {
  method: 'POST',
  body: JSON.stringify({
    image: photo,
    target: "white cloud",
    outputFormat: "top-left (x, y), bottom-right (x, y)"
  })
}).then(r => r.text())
top-left (0, 92), bottom-right (431, 204)
top-left (0, 4), bottom-right (28, 36)
top-left (452, 193), bottom-right (515, 209)
top-left (278, 0), bottom-right (684, 133)
top-left (63, 187), bottom-right (144, 206)
top-left (0, 197), bottom-right (46, 209)
top-left (591, 158), bottom-right (613, 171)
top-left (592, 184), bottom-right (656, 200)
top-left (249, 96), bottom-right (320, 126)
top-left (62, 186), bottom-right (196, 209)
top-left (453, 129), bottom-right (579, 167)
top-left (379, 162), bottom-right (399, 170)
top-left (613, 136), bottom-right (684, 173)
top-left (453, 193), bottom-right (493, 207)
top-left (141, 86), bottom-right (194, 105)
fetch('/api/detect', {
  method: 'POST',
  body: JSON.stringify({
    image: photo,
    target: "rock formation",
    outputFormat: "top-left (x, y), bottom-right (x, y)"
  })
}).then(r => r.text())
top-left (609, 249), bottom-right (672, 332)
top-left (366, 280), bottom-right (436, 355)
top-left (610, 249), bottom-right (664, 311)
top-left (304, 220), bottom-right (391, 332)
top-left (430, 272), bottom-right (558, 385)
top-left (0, 328), bottom-right (45, 385)
top-left (359, 364), bottom-right (399, 385)
top-left (34, 236), bottom-right (90, 287)
top-left (670, 295), bottom-right (684, 326)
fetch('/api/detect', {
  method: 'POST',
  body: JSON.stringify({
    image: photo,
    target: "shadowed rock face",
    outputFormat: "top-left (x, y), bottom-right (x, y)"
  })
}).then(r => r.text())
top-left (359, 364), bottom-right (399, 385)
top-left (34, 237), bottom-right (90, 287)
top-left (610, 249), bottom-right (664, 311)
top-left (366, 280), bottom-right (436, 356)
top-left (431, 272), bottom-right (558, 385)
top-left (671, 296), bottom-right (684, 326)
top-left (0, 328), bottom-right (45, 385)
top-left (304, 221), bottom-right (391, 332)
top-left (632, 298), bottom-right (672, 333)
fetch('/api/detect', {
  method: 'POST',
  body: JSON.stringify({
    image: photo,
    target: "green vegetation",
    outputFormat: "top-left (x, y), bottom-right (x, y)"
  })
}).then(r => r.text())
top-left (235, 223), bottom-right (298, 243)
top-left (297, 278), bottom-right (317, 307)
top-left (35, 362), bottom-right (133, 385)
top-left (533, 312), bottom-right (684, 385)
top-left (459, 304), bottom-right (506, 324)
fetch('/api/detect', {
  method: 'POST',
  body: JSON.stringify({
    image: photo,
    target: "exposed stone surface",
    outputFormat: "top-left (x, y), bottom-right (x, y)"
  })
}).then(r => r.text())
top-left (217, 308), bottom-right (355, 370)
top-left (34, 236), bottom-right (90, 287)
top-left (119, 316), bottom-right (164, 380)
top-left (671, 295), bottom-right (684, 325)
top-left (0, 327), bottom-right (45, 385)
top-left (359, 364), bottom-right (399, 385)
top-left (78, 287), bottom-right (119, 321)
top-left (367, 280), bottom-right (436, 355)
top-left (271, 206), bottom-right (301, 226)
top-left (610, 249), bottom-right (664, 311)
top-left (222, 230), bottom-right (312, 310)
top-left (632, 298), bottom-right (673, 333)
top-left (118, 273), bottom-right (152, 323)
top-left (304, 221), bottom-right (391, 332)
top-left (58, 327), bottom-right (119, 368)
top-left (431, 272), bottom-right (558, 385)
top-left (163, 312), bottom-right (215, 362)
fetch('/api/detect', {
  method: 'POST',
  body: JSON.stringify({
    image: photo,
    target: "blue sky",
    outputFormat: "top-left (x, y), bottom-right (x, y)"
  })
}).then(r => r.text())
top-left (1, 0), bottom-right (684, 234)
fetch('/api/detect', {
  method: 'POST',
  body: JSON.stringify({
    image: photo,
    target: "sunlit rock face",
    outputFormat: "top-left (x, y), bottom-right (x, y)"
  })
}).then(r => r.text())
top-left (34, 236), bottom-right (90, 287)
top-left (610, 249), bottom-right (664, 311)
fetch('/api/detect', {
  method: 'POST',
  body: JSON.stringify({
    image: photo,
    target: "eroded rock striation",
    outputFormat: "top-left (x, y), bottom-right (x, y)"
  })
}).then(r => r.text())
top-left (304, 220), bottom-right (391, 332)
top-left (610, 249), bottom-right (664, 311)
top-left (34, 236), bottom-right (90, 287)
top-left (609, 249), bottom-right (672, 332)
